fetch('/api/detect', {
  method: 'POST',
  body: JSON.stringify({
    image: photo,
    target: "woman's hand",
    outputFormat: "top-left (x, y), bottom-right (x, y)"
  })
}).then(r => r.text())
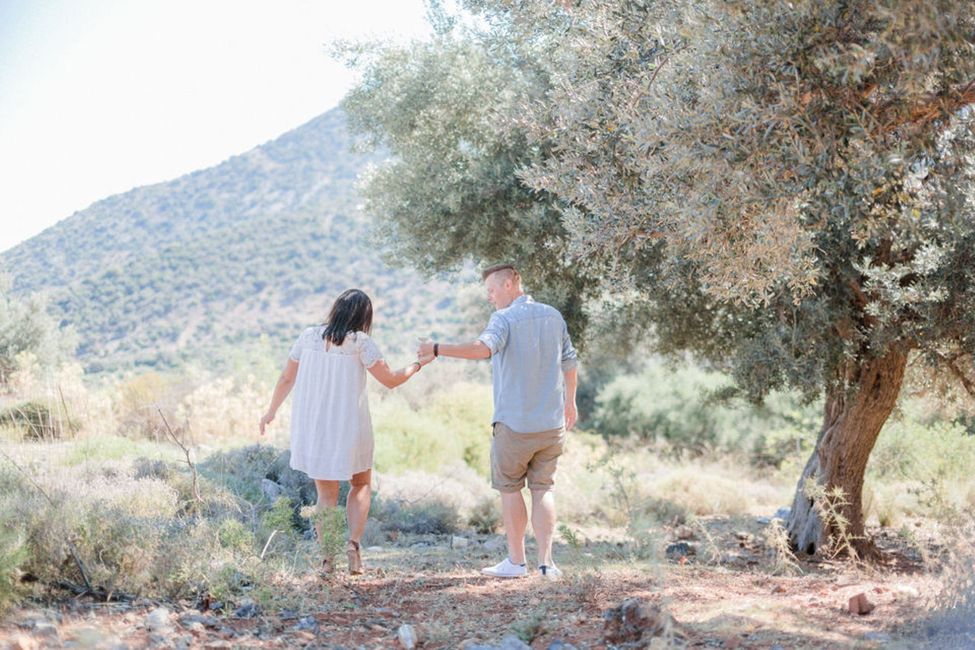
top-left (261, 359), bottom-right (298, 435)
top-left (259, 411), bottom-right (275, 436)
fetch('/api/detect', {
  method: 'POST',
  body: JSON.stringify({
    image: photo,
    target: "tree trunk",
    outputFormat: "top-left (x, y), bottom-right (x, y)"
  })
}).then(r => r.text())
top-left (787, 346), bottom-right (909, 557)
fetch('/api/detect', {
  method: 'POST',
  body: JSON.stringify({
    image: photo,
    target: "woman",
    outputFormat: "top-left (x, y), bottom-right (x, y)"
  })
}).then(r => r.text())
top-left (259, 288), bottom-right (429, 575)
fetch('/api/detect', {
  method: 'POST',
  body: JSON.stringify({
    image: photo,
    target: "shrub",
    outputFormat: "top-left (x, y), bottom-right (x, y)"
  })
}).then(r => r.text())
top-left (304, 506), bottom-right (346, 567)
top-left (865, 410), bottom-right (975, 524)
top-left (261, 495), bottom-right (302, 549)
top-left (372, 498), bottom-right (461, 535)
top-left (217, 519), bottom-right (256, 554)
top-left (651, 468), bottom-right (749, 517)
top-left (198, 444), bottom-right (314, 507)
top-left (374, 461), bottom-right (494, 519)
top-left (0, 401), bottom-right (71, 440)
top-left (0, 455), bottom-right (251, 601)
top-left (591, 363), bottom-right (730, 451)
top-left (591, 362), bottom-right (821, 463)
top-left (372, 383), bottom-right (492, 476)
top-left (0, 527), bottom-right (26, 613)
top-left (468, 497), bottom-right (501, 534)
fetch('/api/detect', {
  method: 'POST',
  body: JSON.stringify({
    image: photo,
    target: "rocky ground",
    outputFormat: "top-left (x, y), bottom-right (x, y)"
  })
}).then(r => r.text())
top-left (1, 515), bottom-right (968, 649)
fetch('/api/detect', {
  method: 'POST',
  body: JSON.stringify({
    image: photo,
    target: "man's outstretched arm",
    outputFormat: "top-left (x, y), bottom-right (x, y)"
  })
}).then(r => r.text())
top-left (419, 340), bottom-right (492, 361)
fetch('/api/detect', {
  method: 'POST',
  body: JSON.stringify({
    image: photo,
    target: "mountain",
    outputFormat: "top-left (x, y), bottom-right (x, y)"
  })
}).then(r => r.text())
top-left (0, 109), bottom-right (470, 373)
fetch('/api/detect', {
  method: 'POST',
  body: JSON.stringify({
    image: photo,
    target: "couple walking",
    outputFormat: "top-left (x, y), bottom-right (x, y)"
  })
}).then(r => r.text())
top-left (260, 264), bottom-right (578, 578)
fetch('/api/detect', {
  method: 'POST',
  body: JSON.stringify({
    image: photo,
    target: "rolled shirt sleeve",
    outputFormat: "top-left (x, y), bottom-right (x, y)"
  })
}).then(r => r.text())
top-left (560, 320), bottom-right (578, 372)
top-left (477, 312), bottom-right (510, 355)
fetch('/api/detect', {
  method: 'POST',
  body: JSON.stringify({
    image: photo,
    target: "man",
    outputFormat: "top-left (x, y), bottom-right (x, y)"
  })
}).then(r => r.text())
top-left (418, 264), bottom-right (578, 578)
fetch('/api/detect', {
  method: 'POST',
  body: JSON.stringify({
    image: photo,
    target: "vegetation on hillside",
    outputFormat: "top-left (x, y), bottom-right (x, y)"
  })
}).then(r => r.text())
top-left (0, 110), bottom-right (469, 373)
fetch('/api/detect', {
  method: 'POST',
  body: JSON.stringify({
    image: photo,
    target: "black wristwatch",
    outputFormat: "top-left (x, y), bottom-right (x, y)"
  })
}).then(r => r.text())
top-left (434, 343), bottom-right (440, 358)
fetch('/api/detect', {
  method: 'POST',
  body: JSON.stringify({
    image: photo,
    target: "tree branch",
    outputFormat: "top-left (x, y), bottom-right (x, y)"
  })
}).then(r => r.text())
top-left (945, 356), bottom-right (975, 400)
top-left (157, 407), bottom-right (203, 503)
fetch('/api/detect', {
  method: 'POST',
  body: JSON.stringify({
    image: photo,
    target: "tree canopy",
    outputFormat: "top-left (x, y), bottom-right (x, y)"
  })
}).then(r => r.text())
top-left (340, 0), bottom-right (975, 555)
top-left (0, 278), bottom-right (75, 386)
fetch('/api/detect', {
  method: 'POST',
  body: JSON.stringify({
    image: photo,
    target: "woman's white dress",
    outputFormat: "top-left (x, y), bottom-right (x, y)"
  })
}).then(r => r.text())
top-left (287, 326), bottom-right (384, 480)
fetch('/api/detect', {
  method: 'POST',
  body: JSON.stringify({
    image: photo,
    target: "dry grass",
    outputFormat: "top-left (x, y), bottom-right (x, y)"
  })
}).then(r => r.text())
top-left (0, 519), bottom-right (948, 648)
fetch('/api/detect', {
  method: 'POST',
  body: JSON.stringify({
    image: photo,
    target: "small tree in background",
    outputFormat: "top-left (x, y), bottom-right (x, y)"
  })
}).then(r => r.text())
top-left (341, 0), bottom-right (975, 557)
top-left (0, 277), bottom-right (75, 387)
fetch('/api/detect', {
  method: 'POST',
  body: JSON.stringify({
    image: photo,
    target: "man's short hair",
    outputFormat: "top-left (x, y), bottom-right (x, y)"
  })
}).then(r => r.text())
top-left (481, 263), bottom-right (521, 282)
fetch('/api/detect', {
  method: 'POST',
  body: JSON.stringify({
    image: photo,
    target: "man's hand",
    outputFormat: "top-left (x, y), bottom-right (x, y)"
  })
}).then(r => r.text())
top-left (564, 401), bottom-right (577, 431)
top-left (259, 411), bottom-right (275, 436)
top-left (417, 350), bottom-right (435, 366)
top-left (417, 340), bottom-right (435, 359)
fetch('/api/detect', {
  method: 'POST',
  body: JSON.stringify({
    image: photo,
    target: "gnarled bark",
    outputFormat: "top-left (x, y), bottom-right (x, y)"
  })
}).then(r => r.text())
top-left (787, 346), bottom-right (909, 557)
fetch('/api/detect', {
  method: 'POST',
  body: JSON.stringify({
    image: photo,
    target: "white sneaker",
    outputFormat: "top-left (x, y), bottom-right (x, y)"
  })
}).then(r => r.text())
top-left (481, 558), bottom-right (527, 578)
top-left (538, 564), bottom-right (562, 579)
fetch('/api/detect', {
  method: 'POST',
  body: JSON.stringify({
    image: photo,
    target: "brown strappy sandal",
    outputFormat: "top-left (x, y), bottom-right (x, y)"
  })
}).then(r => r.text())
top-left (320, 554), bottom-right (335, 579)
top-left (347, 540), bottom-right (363, 575)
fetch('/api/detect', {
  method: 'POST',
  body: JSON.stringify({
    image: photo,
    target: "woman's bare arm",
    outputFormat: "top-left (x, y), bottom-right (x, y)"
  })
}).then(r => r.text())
top-left (259, 359), bottom-right (298, 435)
top-left (367, 358), bottom-right (428, 389)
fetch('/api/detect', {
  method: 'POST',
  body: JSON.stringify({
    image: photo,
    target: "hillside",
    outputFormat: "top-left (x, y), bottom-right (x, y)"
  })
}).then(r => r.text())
top-left (0, 109), bottom-right (472, 373)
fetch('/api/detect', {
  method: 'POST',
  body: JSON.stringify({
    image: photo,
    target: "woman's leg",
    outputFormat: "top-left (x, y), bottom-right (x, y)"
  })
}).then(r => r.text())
top-left (313, 479), bottom-right (341, 542)
top-left (346, 469), bottom-right (372, 544)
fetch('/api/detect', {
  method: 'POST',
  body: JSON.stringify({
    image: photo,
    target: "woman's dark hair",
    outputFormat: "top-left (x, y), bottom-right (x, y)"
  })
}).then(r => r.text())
top-left (322, 289), bottom-right (373, 346)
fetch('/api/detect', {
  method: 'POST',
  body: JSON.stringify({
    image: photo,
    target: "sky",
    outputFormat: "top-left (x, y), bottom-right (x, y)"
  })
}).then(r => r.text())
top-left (0, 0), bottom-right (430, 253)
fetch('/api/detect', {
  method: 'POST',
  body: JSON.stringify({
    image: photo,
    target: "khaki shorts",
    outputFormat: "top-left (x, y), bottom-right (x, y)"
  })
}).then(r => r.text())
top-left (491, 422), bottom-right (566, 493)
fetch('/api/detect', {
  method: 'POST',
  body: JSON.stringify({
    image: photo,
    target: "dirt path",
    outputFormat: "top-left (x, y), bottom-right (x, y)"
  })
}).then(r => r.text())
top-left (0, 519), bottom-right (954, 649)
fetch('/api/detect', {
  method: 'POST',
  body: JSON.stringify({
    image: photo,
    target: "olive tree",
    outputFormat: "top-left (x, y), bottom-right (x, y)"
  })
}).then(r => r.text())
top-left (341, 0), bottom-right (975, 556)
top-left (0, 278), bottom-right (75, 386)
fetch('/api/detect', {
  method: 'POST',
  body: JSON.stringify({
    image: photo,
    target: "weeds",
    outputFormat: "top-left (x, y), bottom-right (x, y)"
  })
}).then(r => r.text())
top-left (567, 570), bottom-right (606, 611)
top-left (691, 518), bottom-right (723, 565)
top-left (558, 523), bottom-right (583, 550)
top-left (468, 497), bottom-right (500, 534)
top-left (803, 481), bottom-right (864, 562)
top-left (764, 519), bottom-right (801, 576)
top-left (0, 527), bottom-right (26, 613)
top-left (511, 609), bottom-right (548, 644)
top-left (303, 505), bottom-right (346, 568)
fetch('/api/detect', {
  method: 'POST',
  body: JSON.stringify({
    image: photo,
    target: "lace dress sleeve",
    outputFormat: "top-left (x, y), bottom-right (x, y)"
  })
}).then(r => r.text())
top-left (356, 333), bottom-right (384, 368)
top-left (288, 329), bottom-right (308, 361)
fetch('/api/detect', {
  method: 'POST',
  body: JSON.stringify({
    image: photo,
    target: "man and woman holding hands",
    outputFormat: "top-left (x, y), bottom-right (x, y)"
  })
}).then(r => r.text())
top-left (260, 264), bottom-right (578, 578)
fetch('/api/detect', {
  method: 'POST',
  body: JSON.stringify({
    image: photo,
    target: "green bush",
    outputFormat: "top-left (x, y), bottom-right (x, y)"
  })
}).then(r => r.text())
top-left (217, 518), bottom-right (256, 554)
top-left (591, 364), bottom-right (733, 451)
top-left (865, 409), bottom-right (975, 523)
top-left (0, 401), bottom-right (72, 440)
top-left (372, 383), bottom-right (492, 476)
top-left (468, 497), bottom-right (501, 534)
top-left (591, 362), bottom-right (820, 462)
top-left (198, 444), bottom-right (314, 506)
top-left (262, 496), bottom-right (301, 540)
top-left (306, 506), bottom-right (346, 566)
top-left (0, 457), bottom-right (257, 603)
top-left (0, 526), bottom-right (27, 613)
top-left (372, 497), bottom-right (461, 535)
